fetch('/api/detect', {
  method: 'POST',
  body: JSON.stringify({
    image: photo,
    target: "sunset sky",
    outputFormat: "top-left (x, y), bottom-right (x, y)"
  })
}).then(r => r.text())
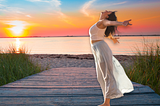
top-left (0, 0), bottom-right (160, 37)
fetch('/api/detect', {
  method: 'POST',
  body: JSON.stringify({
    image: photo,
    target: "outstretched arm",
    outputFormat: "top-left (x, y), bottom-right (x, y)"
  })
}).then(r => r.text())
top-left (103, 19), bottom-right (132, 44)
top-left (103, 19), bottom-right (132, 26)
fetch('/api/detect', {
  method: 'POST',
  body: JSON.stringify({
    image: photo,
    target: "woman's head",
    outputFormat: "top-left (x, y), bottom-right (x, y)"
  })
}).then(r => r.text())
top-left (100, 10), bottom-right (112, 19)
top-left (105, 12), bottom-right (117, 37)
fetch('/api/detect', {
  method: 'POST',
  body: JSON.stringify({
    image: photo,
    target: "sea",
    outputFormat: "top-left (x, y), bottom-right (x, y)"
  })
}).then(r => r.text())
top-left (0, 36), bottom-right (159, 55)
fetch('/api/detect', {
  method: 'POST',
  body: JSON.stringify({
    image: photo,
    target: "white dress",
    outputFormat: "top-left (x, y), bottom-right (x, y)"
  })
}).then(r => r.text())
top-left (89, 23), bottom-right (134, 100)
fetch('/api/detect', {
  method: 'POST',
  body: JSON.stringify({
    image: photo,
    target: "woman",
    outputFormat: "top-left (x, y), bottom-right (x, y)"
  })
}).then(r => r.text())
top-left (89, 10), bottom-right (134, 106)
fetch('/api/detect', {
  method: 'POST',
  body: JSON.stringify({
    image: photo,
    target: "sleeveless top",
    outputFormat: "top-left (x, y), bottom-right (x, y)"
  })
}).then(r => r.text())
top-left (89, 23), bottom-right (106, 40)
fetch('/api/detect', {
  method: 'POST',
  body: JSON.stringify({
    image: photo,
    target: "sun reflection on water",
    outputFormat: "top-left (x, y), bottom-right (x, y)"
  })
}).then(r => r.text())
top-left (15, 38), bottom-right (21, 53)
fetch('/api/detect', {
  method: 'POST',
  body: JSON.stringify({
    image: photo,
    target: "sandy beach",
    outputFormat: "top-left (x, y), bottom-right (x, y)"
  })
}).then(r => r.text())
top-left (29, 54), bottom-right (135, 71)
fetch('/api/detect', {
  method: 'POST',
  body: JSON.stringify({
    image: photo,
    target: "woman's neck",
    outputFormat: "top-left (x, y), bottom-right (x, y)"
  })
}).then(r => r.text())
top-left (99, 17), bottom-right (105, 20)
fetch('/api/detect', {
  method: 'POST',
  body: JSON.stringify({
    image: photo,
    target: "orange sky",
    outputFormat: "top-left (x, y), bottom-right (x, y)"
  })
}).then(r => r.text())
top-left (0, 0), bottom-right (160, 37)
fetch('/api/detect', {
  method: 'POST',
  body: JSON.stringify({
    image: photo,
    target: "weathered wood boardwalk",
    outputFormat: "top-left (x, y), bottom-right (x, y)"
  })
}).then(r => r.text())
top-left (0, 68), bottom-right (160, 106)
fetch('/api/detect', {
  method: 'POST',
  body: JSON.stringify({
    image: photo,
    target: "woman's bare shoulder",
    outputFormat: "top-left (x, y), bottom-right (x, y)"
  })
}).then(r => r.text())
top-left (96, 20), bottom-right (106, 29)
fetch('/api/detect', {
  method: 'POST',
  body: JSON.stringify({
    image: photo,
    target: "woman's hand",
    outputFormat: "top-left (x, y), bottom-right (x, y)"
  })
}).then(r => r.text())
top-left (123, 19), bottom-right (132, 26)
top-left (108, 34), bottom-right (119, 44)
top-left (112, 37), bottom-right (120, 44)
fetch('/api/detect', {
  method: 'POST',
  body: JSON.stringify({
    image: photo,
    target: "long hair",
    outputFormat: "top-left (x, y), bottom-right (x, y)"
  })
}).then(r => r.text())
top-left (105, 12), bottom-right (117, 37)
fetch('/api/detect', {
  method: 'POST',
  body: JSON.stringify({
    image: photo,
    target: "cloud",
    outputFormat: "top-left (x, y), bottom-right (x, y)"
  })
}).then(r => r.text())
top-left (99, 1), bottom-right (127, 8)
top-left (0, 6), bottom-right (23, 14)
top-left (55, 11), bottom-right (77, 27)
top-left (0, 7), bottom-right (31, 20)
top-left (26, 0), bottom-right (61, 7)
top-left (0, 0), bottom-right (7, 11)
top-left (0, 3), bottom-right (4, 7)
top-left (4, 20), bottom-right (29, 27)
top-left (26, 15), bottom-right (32, 18)
top-left (109, 1), bottom-right (127, 6)
top-left (16, 11), bottom-right (32, 18)
top-left (80, 0), bottom-right (96, 16)
top-left (46, 10), bottom-right (77, 27)
top-left (0, 0), bottom-right (61, 18)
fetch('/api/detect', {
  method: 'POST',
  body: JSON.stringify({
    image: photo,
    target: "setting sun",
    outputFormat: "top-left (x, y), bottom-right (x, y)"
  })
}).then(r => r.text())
top-left (10, 26), bottom-right (23, 34)
top-left (5, 20), bottom-right (29, 37)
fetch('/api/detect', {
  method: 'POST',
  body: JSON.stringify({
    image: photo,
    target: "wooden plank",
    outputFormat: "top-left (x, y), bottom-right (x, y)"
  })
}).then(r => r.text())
top-left (0, 94), bottom-right (160, 106)
top-left (0, 85), bottom-right (155, 96)
top-left (0, 67), bottom-right (160, 106)
top-left (2, 68), bottom-right (99, 87)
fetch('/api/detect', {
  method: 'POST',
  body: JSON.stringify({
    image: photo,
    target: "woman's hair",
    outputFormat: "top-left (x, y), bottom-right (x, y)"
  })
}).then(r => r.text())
top-left (105, 12), bottom-right (117, 37)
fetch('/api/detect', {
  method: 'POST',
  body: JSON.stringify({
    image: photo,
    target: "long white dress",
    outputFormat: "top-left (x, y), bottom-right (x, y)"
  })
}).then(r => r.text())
top-left (89, 23), bottom-right (134, 100)
top-left (91, 40), bottom-right (134, 99)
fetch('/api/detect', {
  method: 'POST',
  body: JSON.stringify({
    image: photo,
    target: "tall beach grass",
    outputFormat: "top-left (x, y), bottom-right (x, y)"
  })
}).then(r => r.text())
top-left (127, 40), bottom-right (160, 95)
top-left (0, 46), bottom-right (42, 86)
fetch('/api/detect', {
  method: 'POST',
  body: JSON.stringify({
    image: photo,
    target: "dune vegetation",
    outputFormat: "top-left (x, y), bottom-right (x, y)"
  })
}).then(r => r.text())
top-left (127, 41), bottom-right (160, 95)
top-left (0, 46), bottom-right (42, 86)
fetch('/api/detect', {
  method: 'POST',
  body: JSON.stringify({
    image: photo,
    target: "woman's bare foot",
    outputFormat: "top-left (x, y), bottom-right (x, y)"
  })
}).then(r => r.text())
top-left (98, 103), bottom-right (110, 106)
top-left (98, 98), bottom-right (110, 106)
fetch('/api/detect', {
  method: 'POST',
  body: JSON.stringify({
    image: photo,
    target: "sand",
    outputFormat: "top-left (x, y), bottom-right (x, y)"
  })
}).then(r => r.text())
top-left (29, 54), bottom-right (135, 71)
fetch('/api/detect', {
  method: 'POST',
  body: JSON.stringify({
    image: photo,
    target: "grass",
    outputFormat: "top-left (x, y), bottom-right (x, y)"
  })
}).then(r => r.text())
top-left (126, 40), bottom-right (160, 95)
top-left (0, 46), bottom-right (42, 86)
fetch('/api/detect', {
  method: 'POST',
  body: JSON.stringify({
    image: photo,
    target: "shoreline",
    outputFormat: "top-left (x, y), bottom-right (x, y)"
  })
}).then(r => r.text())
top-left (29, 54), bottom-right (135, 70)
top-left (29, 54), bottom-right (135, 60)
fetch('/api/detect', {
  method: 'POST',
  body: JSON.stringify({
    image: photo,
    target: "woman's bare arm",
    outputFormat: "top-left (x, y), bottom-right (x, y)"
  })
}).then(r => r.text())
top-left (103, 19), bottom-right (132, 27)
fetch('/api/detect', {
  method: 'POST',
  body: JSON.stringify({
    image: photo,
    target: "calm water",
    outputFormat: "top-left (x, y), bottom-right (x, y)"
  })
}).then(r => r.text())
top-left (0, 36), bottom-right (159, 55)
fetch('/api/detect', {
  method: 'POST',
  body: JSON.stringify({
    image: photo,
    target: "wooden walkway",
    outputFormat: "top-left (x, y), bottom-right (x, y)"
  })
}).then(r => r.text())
top-left (0, 68), bottom-right (160, 106)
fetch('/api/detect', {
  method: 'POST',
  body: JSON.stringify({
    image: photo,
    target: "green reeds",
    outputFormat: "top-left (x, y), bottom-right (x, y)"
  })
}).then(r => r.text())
top-left (0, 46), bottom-right (41, 86)
top-left (127, 40), bottom-right (160, 95)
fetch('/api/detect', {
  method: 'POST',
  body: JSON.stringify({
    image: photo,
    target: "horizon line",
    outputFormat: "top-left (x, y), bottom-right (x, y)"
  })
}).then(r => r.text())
top-left (0, 35), bottom-right (160, 38)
